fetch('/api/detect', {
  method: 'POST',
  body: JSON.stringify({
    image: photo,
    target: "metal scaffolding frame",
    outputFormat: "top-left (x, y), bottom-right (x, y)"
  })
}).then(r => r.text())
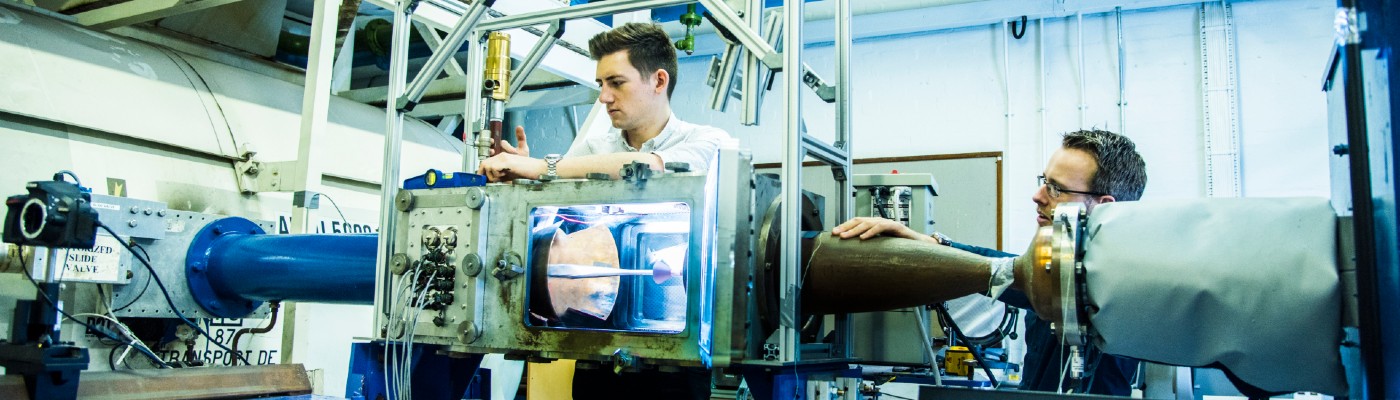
top-left (366, 0), bottom-right (854, 366)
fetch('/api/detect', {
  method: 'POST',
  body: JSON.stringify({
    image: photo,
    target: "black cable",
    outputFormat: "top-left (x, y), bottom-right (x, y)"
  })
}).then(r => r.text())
top-left (93, 285), bottom-right (125, 347)
top-left (1079, 346), bottom-right (1106, 393)
top-left (315, 192), bottom-right (350, 227)
top-left (956, 305), bottom-right (1020, 346)
top-left (17, 249), bottom-right (168, 368)
top-left (934, 303), bottom-right (999, 388)
top-left (230, 301), bottom-right (280, 366)
top-left (316, 191), bottom-right (350, 226)
top-left (1010, 16), bottom-right (1028, 39)
top-left (934, 302), bottom-right (1018, 347)
top-left (880, 392), bottom-right (915, 400)
top-left (53, 170), bottom-right (81, 186)
top-left (96, 223), bottom-right (252, 366)
top-left (110, 242), bottom-right (153, 313)
top-left (700, 11), bottom-right (740, 44)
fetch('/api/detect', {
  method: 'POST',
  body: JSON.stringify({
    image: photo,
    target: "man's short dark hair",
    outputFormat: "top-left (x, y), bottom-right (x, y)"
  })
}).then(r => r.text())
top-left (588, 22), bottom-right (679, 98)
top-left (1062, 130), bottom-right (1148, 201)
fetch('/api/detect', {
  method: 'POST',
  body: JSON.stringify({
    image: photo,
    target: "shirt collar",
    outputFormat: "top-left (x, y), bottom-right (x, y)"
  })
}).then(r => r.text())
top-left (614, 112), bottom-right (679, 152)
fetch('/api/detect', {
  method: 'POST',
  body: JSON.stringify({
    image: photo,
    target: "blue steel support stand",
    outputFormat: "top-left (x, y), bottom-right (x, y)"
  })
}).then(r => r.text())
top-left (740, 362), bottom-right (861, 400)
top-left (345, 342), bottom-right (484, 400)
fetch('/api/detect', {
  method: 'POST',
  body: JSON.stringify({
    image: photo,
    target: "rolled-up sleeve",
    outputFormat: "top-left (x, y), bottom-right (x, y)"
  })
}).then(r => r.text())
top-left (651, 127), bottom-right (729, 172)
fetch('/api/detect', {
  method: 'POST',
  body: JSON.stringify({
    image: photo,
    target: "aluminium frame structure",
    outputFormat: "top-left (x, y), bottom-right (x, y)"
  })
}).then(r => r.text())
top-left (369, 0), bottom-right (855, 367)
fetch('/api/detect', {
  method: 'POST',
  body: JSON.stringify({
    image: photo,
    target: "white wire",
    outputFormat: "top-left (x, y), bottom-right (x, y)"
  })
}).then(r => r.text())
top-left (912, 307), bottom-right (942, 386)
top-left (100, 284), bottom-right (115, 315)
top-left (1056, 341), bottom-right (1073, 394)
top-left (386, 267), bottom-right (433, 400)
top-left (385, 269), bottom-right (415, 400)
top-left (401, 270), bottom-right (423, 400)
top-left (398, 275), bottom-right (419, 400)
top-left (392, 276), bottom-right (406, 399)
top-left (68, 312), bottom-right (162, 369)
top-left (403, 271), bottom-right (438, 400)
top-left (97, 282), bottom-right (129, 365)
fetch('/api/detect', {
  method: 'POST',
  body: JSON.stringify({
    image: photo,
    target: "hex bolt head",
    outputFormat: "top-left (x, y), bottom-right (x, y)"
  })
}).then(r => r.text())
top-left (390, 253), bottom-right (410, 275)
top-left (461, 254), bottom-right (483, 277)
top-left (460, 322), bottom-right (482, 343)
top-left (395, 190), bottom-right (415, 212)
top-left (466, 188), bottom-right (486, 209)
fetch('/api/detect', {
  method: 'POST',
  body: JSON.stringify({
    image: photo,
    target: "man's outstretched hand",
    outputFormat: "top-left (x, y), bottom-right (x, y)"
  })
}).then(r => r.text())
top-left (830, 217), bottom-right (937, 244)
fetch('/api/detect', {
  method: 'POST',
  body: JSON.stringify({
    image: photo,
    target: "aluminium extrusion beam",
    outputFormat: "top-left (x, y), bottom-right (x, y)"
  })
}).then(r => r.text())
top-left (508, 19), bottom-right (565, 100)
top-left (800, 134), bottom-right (849, 177)
top-left (739, 0), bottom-right (764, 126)
top-left (415, 21), bottom-right (467, 77)
top-left (743, 10), bottom-right (782, 126)
top-left (399, 0), bottom-right (495, 111)
top-left (709, 42), bottom-right (743, 111)
top-left (799, 63), bottom-right (836, 103)
top-left (699, 0), bottom-right (782, 70)
top-left (831, 0), bottom-right (854, 359)
top-left (779, 0), bottom-right (804, 364)
top-left (362, 0), bottom-right (598, 88)
top-left (477, 0), bottom-right (689, 32)
top-left (833, 0), bottom-right (853, 245)
top-left (373, 0), bottom-right (414, 338)
top-left (713, 0), bottom-right (771, 115)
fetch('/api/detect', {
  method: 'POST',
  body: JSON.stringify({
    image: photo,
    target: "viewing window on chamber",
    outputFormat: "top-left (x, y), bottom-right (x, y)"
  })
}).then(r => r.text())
top-left (526, 202), bottom-right (691, 334)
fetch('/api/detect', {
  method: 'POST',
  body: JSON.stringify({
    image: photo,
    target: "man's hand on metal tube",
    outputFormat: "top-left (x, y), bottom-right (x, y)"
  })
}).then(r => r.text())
top-left (830, 217), bottom-right (938, 244)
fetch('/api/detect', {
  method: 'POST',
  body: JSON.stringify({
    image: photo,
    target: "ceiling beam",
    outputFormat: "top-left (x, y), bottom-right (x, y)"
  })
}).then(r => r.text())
top-left (75, 0), bottom-right (248, 30)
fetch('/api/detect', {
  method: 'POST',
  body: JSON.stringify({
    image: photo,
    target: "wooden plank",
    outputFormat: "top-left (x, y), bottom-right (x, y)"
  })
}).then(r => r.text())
top-left (75, 363), bottom-right (311, 400)
top-left (0, 375), bottom-right (27, 399)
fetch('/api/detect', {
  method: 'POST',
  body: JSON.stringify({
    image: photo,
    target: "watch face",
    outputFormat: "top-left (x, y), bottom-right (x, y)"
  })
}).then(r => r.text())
top-left (543, 154), bottom-right (561, 181)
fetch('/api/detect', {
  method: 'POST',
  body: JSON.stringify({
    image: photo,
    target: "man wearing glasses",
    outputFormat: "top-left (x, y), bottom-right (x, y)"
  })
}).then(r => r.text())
top-left (832, 129), bottom-right (1147, 395)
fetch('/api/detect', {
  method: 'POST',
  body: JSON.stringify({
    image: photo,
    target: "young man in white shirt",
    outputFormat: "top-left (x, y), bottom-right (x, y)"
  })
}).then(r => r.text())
top-left (480, 22), bottom-right (729, 400)
top-left (477, 22), bottom-right (731, 182)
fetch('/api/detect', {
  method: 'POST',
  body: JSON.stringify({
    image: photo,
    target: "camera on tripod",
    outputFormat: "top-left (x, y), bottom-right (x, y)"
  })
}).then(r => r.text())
top-left (3, 176), bottom-right (99, 249)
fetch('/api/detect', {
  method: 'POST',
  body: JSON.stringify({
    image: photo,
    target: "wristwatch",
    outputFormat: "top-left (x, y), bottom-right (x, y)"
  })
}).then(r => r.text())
top-left (541, 154), bottom-right (562, 181)
top-left (931, 231), bottom-right (951, 246)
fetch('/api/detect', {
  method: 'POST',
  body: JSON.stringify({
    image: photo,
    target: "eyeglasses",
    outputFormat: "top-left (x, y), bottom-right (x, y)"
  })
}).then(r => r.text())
top-left (1038, 175), bottom-right (1107, 198)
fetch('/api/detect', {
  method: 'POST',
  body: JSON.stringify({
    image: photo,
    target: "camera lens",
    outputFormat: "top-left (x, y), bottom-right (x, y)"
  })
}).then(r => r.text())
top-left (19, 197), bottom-right (47, 240)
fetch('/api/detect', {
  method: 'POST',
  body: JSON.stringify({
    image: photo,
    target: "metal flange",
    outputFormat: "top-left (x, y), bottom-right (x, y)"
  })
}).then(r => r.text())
top-left (185, 217), bottom-right (266, 318)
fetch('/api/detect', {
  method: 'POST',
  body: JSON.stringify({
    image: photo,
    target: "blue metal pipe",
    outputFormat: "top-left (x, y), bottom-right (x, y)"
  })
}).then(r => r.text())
top-left (186, 217), bottom-right (377, 318)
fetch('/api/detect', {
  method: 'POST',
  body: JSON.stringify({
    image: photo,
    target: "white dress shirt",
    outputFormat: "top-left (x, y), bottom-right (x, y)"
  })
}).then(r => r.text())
top-left (564, 113), bottom-right (732, 172)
